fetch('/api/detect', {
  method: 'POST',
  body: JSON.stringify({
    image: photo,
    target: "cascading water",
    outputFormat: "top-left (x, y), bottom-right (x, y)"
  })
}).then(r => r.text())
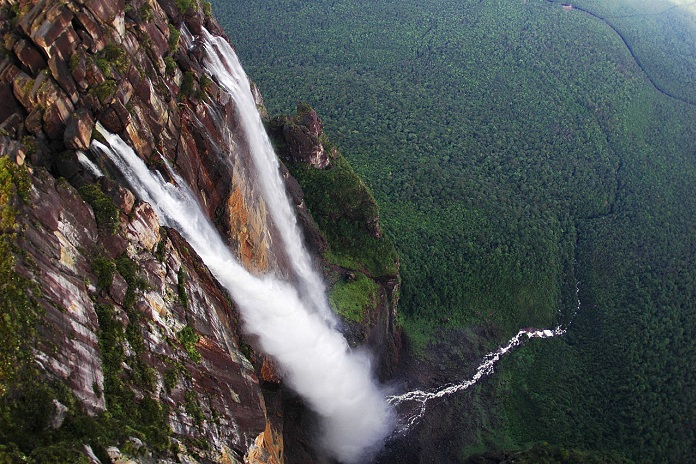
top-left (387, 283), bottom-right (581, 435)
top-left (198, 28), bottom-right (335, 326)
top-left (387, 326), bottom-right (566, 435)
top-left (90, 26), bottom-right (582, 457)
top-left (192, 28), bottom-right (579, 441)
top-left (92, 126), bottom-right (393, 463)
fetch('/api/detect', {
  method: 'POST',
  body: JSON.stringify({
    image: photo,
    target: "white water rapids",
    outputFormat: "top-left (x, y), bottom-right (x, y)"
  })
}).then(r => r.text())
top-left (387, 326), bottom-right (566, 435)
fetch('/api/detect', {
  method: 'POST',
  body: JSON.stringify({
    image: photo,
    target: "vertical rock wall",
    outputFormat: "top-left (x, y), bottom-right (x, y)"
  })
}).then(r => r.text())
top-left (0, 0), bottom-right (283, 461)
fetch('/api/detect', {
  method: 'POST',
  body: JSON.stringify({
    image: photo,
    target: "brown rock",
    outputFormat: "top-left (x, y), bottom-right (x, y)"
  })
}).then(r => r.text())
top-left (13, 39), bottom-right (48, 76)
top-left (48, 55), bottom-right (78, 103)
top-left (43, 96), bottom-right (74, 139)
top-left (282, 123), bottom-right (329, 169)
top-left (84, 0), bottom-right (125, 29)
top-left (99, 176), bottom-right (135, 215)
top-left (17, 169), bottom-right (105, 415)
top-left (0, 59), bottom-right (22, 86)
top-left (0, 137), bottom-right (22, 162)
top-left (142, 22), bottom-right (169, 58)
top-left (0, 83), bottom-right (24, 130)
top-left (247, 422), bottom-right (284, 464)
top-left (183, 10), bottom-right (203, 36)
top-left (297, 103), bottom-right (323, 137)
top-left (25, 107), bottom-right (44, 134)
top-left (127, 66), bottom-right (151, 102)
top-left (64, 108), bottom-right (94, 150)
top-left (260, 356), bottom-right (282, 384)
top-left (68, 49), bottom-right (90, 90)
top-left (0, 113), bottom-right (24, 139)
top-left (13, 72), bottom-right (36, 110)
top-left (53, 150), bottom-right (80, 179)
top-left (156, 0), bottom-right (183, 24)
top-left (24, 4), bottom-right (79, 61)
top-left (50, 25), bottom-right (81, 62)
top-left (115, 79), bottom-right (133, 106)
top-left (99, 100), bottom-right (130, 134)
top-left (75, 10), bottom-right (107, 53)
top-left (123, 115), bottom-right (155, 157)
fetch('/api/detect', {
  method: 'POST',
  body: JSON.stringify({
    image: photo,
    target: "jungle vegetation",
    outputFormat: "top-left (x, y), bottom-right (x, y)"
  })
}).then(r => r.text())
top-left (211, 0), bottom-right (696, 461)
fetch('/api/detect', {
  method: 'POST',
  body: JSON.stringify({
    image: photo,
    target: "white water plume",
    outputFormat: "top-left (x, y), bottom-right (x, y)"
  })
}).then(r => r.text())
top-left (387, 326), bottom-right (566, 435)
top-left (92, 127), bottom-right (393, 463)
top-left (199, 28), bottom-right (335, 327)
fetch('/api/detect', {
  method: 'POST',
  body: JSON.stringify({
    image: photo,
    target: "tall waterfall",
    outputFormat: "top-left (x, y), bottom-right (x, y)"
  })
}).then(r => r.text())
top-left (94, 116), bottom-right (391, 463)
top-left (199, 29), bottom-right (335, 326)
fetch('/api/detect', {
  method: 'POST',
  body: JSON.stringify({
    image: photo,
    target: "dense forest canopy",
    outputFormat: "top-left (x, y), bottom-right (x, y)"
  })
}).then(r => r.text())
top-left (211, 0), bottom-right (696, 461)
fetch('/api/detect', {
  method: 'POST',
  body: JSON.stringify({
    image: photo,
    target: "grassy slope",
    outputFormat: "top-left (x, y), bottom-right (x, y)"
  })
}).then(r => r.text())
top-left (211, 0), bottom-right (696, 461)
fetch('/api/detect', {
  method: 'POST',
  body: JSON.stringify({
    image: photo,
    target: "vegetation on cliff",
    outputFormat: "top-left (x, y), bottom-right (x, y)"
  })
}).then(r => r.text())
top-left (0, 158), bottom-right (33, 393)
top-left (268, 104), bottom-right (399, 325)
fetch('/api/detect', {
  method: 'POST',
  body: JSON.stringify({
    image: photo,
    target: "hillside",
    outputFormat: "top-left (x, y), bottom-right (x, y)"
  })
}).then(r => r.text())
top-left (210, 0), bottom-right (696, 461)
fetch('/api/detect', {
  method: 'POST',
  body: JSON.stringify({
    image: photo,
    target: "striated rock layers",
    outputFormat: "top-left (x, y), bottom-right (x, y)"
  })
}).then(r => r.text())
top-left (0, 0), bottom-right (399, 463)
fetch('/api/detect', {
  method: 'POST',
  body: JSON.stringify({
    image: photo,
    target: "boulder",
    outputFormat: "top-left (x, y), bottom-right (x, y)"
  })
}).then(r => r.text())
top-left (99, 100), bottom-right (130, 134)
top-left (43, 96), bottom-right (74, 139)
top-left (297, 103), bottom-right (323, 137)
top-left (53, 150), bottom-right (81, 179)
top-left (64, 108), bottom-right (94, 150)
top-left (84, 0), bottom-right (125, 30)
top-left (25, 107), bottom-right (44, 134)
top-left (0, 83), bottom-right (24, 130)
top-left (282, 123), bottom-right (329, 169)
top-left (74, 10), bottom-right (107, 53)
top-left (13, 39), bottom-right (47, 76)
top-left (21, 4), bottom-right (80, 61)
top-left (49, 55), bottom-right (79, 103)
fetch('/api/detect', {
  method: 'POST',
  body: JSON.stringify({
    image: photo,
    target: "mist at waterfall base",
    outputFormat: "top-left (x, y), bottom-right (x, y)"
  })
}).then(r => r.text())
top-left (93, 128), bottom-right (393, 461)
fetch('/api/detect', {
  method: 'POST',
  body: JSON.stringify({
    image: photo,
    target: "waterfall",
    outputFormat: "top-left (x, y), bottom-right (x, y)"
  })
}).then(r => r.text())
top-left (92, 126), bottom-right (393, 463)
top-left (77, 150), bottom-right (104, 177)
top-left (199, 28), bottom-right (335, 326)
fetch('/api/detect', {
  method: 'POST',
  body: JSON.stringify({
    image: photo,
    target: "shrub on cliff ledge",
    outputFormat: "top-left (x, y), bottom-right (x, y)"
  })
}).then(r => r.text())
top-left (288, 148), bottom-right (398, 277)
top-left (77, 184), bottom-right (119, 235)
top-left (175, 0), bottom-right (195, 14)
top-left (177, 325), bottom-right (201, 363)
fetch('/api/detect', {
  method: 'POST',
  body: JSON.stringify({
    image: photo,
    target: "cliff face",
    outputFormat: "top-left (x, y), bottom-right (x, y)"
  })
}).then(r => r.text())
top-left (0, 0), bottom-right (398, 463)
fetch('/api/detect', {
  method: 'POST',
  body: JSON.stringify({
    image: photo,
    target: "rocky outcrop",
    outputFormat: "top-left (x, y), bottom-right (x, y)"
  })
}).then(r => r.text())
top-left (270, 104), bottom-right (401, 381)
top-left (0, 0), bottom-right (284, 460)
top-left (0, 0), bottom-right (281, 274)
top-left (275, 103), bottom-right (332, 169)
